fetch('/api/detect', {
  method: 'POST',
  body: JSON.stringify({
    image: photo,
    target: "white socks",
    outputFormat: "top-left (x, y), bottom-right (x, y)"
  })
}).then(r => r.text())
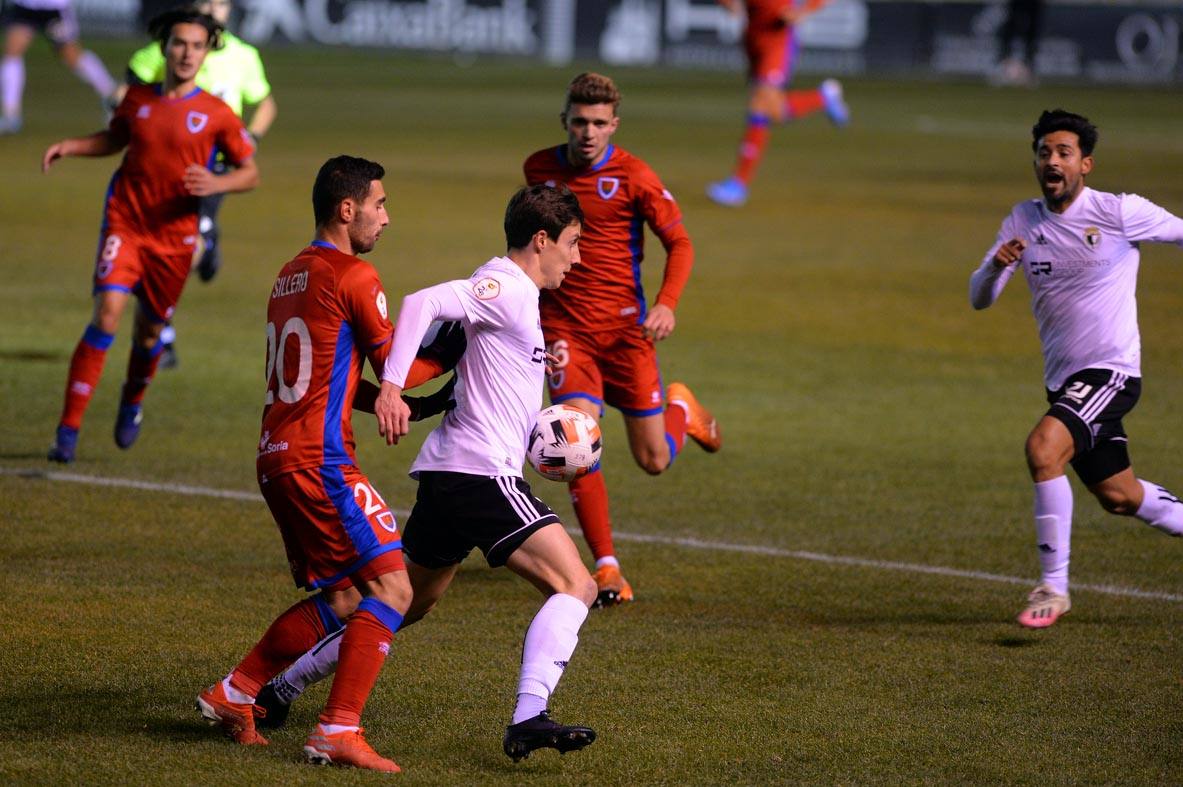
top-left (1136, 480), bottom-right (1183, 536)
top-left (1033, 476), bottom-right (1073, 596)
top-left (512, 593), bottom-right (588, 724)
top-left (1, 55), bottom-right (24, 118)
top-left (73, 50), bottom-right (115, 97)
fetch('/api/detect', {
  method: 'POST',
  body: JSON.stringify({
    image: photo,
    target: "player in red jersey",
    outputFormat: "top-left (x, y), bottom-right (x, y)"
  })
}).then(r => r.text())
top-left (197, 155), bottom-right (448, 772)
top-left (42, 8), bottom-right (258, 463)
top-left (707, 0), bottom-right (850, 207)
top-left (523, 72), bottom-right (722, 607)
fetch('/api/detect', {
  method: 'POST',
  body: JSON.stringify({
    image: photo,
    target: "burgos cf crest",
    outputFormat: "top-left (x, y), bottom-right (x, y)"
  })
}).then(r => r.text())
top-left (597, 176), bottom-right (620, 200)
top-left (1084, 226), bottom-right (1101, 248)
top-left (186, 111), bottom-right (209, 133)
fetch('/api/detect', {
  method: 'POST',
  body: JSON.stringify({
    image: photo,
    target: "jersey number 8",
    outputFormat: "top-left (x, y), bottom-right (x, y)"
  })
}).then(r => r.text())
top-left (265, 317), bottom-right (312, 405)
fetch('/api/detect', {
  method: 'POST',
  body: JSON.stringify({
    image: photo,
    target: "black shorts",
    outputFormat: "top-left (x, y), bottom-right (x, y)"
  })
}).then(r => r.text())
top-left (402, 471), bottom-right (560, 569)
top-left (1045, 368), bottom-right (1140, 486)
top-left (1, 4), bottom-right (78, 46)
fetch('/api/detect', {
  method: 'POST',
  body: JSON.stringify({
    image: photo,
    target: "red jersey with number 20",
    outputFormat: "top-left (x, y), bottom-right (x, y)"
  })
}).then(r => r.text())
top-left (523, 144), bottom-right (693, 332)
top-left (257, 242), bottom-right (393, 481)
top-left (106, 84), bottom-right (254, 238)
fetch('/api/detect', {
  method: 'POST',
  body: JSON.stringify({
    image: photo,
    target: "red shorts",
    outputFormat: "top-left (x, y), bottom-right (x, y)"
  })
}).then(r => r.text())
top-left (93, 224), bottom-right (196, 323)
top-left (543, 322), bottom-right (664, 417)
top-left (259, 464), bottom-right (406, 591)
top-left (745, 22), bottom-right (798, 87)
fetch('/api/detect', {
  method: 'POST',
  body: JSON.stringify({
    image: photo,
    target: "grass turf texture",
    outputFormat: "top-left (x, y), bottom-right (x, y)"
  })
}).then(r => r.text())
top-left (2, 42), bottom-right (1182, 783)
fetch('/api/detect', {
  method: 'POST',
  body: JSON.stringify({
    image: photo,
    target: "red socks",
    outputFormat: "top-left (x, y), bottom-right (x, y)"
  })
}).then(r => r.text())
top-left (320, 598), bottom-right (403, 727)
top-left (785, 88), bottom-right (825, 120)
top-left (570, 470), bottom-right (614, 562)
top-left (231, 597), bottom-right (328, 698)
top-left (734, 112), bottom-right (771, 184)
top-left (59, 326), bottom-right (113, 430)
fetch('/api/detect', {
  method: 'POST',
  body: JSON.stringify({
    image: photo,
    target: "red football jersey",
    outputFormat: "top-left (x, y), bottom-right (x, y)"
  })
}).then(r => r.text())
top-left (523, 144), bottom-right (693, 332)
top-left (106, 84), bottom-right (254, 238)
top-left (257, 242), bottom-right (394, 480)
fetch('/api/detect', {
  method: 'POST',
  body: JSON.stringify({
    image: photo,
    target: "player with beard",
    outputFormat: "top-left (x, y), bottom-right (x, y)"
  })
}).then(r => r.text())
top-left (970, 109), bottom-right (1183, 628)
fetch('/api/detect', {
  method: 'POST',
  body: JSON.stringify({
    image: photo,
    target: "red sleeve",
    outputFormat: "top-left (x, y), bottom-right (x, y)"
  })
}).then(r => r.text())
top-left (339, 263), bottom-right (395, 370)
top-left (216, 107), bottom-right (255, 166)
top-left (635, 163), bottom-right (694, 311)
top-left (108, 88), bottom-right (139, 148)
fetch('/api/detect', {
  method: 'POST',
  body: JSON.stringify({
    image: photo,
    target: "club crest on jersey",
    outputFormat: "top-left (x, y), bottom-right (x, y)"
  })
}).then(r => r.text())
top-left (473, 277), bottom-right (501, 300)
top-left (376, 291), bottom-right (388, 320)
top-left (597, 176), bottom-right (620, 200)
top-left (1084, 226), bottom-right (1101, 248)
top-left (136, 105), bottom-right (151, 119)
top-left (186, 111), bottom-right (209, 133)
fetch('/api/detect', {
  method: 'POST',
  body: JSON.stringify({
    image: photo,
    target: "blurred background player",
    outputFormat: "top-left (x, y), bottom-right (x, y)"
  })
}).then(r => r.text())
top-left (970, 109), bottom-right (1183, 628)
top-left (707, 0), bottom-right (849, 207)
top-left (43, 7), bottom-right (257, 463)
top-left (0, 0), bottom-right (117, 133)
top-left (197, 155), bottom-right (450, 772)
top-left (524, 73), bottom-right (722, 607)
top-left (993, 0), bottom-right (1045, 87)
top-left (118, 0), bottom-right (277, 368)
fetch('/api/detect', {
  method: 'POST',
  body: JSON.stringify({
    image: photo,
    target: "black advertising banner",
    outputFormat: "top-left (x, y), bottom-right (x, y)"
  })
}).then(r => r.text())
top-left (84, 0), bottom-right (1183, 84)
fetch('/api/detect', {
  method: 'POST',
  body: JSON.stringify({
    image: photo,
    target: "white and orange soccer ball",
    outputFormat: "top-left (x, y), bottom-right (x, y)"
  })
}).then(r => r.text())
top-left (527, 404), bottom-right (602, 482)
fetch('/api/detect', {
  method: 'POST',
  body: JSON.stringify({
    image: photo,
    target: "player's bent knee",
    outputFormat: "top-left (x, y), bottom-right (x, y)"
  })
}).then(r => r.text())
top-left (1094, 489), bottom-right (1139, 516)
top-left (632, 445), bottom-right (670, 476)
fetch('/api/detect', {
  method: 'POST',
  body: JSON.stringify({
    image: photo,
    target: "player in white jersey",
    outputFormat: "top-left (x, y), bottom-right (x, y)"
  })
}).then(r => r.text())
top-left (248, 185), bottom-right (600, 762)
top-left (0, 0), bottom-right (116, 133)
top-left (970, 109), bottom-right (1183, 628)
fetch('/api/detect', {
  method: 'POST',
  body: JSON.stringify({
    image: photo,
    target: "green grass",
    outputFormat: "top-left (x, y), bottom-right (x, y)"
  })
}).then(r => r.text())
top-left (2, 42), bottom-right (1182, 784)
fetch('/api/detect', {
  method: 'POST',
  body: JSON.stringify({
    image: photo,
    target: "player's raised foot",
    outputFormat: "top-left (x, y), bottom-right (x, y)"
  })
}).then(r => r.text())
top-left (0, 116), bottom-right (21, 135)
top-left (48, 425), bottom-right (79, 464)
top-left (503, 710), bottom-right (596, 762)
top-left (304, 725), bottom-right (400, 772)
top-left (114, 403), bottom-right (143, 449)
top-left (159, 342), bottom-right (179, 370)
top-left (1016, 584), bottom-right (1070, 629)
top-left (592, 564), bottom-right (634, 608)
top-left (252, 679), bottom-right (293, 730)
top-left (706, 177), bottom-right (748, 208)
top-left (196, 682), bottom-right (269, 745)
top-left (820, 79), bottom-right (850, 127)
top-left (667, 382), bottom-right (721, 453)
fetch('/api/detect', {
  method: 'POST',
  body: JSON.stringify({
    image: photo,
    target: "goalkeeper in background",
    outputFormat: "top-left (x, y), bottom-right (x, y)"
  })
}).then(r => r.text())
top-left (116, 0), bottom-right (276, 367)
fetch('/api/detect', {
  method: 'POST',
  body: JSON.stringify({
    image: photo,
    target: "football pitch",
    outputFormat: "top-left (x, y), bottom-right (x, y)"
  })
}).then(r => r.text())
top-left (2, 42), bottom-right (1182, 784)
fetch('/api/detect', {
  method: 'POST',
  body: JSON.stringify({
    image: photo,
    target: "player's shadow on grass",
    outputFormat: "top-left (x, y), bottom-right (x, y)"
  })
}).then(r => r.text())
top-left (993, 635), bottom-right (1040, 648)
top-left (0, 348), bottom-right (65, 363)
top-left (0, 450), bottom-right (54, 460)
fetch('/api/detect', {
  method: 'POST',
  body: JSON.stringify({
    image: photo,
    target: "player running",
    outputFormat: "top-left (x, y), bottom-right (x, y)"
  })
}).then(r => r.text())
top-left (247, 187), bottom-right (600, 763)
top-left (524, 72), bottom-right (722, 606)
top-left (0, 0), bottom-right (117, 134)
top-left (707, 0), bottom-right (849, 207)
top-left (970, 109), bottom-right (1183, 629)
top-left (120, 0), bottom-right (278, 367)
top-left (196, 155), bottom-right (451, 772)
top-left (43, 8), bottom-right (257, 463)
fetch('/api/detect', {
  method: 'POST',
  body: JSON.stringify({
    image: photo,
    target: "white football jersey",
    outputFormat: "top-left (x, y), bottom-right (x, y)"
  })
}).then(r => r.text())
top-left (971, 187), bottom-right (1183, 390)
top-left (383, 257), bottom-right (546, 477)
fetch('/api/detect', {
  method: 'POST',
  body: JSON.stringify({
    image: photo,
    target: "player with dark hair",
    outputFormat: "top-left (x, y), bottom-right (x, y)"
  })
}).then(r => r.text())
top-left (707, 0), bottom-right (849, 207)
top-left (246, 186), bottom-right (600, 763)
top-left (196, 155), bottom-right (451, 772)
top-left (524, 72), bottom-right (722, 606)
top-left (0, 0), bottom-right (117, 134)
top-left (43, 7), bottom-right (257, 463)
top-left (118, 0), bottom-right (278, 368)
top-left (970, 109), bottom-right (1183, 628)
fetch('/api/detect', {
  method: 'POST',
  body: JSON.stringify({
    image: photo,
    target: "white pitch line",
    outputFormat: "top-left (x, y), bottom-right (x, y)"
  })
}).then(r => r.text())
top-left (4, 466), bottom-right (1181, 604)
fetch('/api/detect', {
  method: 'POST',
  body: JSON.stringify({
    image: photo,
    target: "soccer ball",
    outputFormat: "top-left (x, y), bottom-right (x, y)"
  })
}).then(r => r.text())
top-left (527, 404), bottom-right (602, 482)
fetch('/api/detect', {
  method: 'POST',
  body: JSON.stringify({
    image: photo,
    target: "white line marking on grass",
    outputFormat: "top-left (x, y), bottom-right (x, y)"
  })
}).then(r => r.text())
top-left (5, 466), bottom-right (1181, 604)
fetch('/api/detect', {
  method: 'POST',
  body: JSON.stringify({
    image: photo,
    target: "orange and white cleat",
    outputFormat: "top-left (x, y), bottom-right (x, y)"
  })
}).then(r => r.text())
top-left (592, 564), bottom-right (634, 608)
top-left (1016, 584), bottom-right (1071, 629)
top-left (667, 382), bottom-right (721, 453)
top-left (304, 725), bottom-right (401, 773)
top-left (196, 681), bottom-right (268, 745)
